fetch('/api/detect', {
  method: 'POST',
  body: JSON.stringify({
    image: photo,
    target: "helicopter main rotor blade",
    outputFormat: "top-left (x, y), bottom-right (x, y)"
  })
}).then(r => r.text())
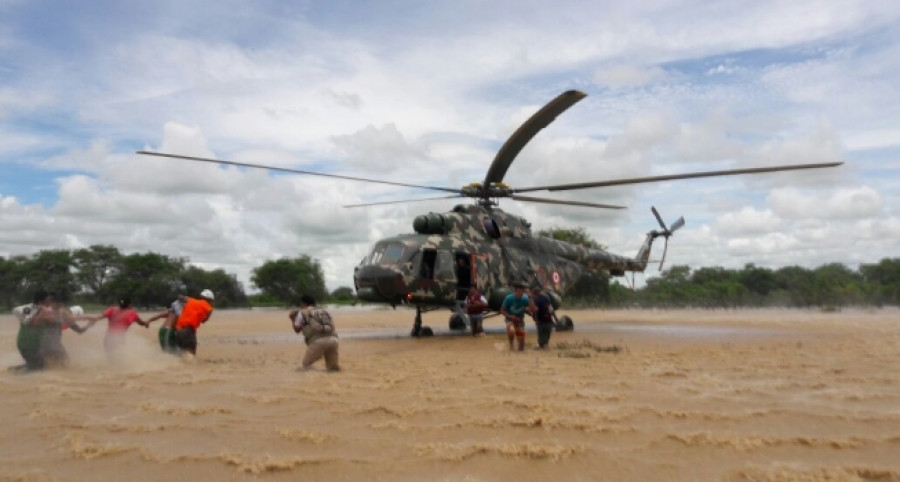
top-left (483, 90), bottom-right (587, 186)
top-left (137, 151), bottom-right (461, 193)
top-left (513, 162), bottom-right (843, 193)
top-left (670, 216), bottom-right (685, 232)
top-left (651, 206), bottom-right (667, 231)
top-left (510, 194), bottom-right (626, 209)
top-left (343, 195), bottom-right (464, 208)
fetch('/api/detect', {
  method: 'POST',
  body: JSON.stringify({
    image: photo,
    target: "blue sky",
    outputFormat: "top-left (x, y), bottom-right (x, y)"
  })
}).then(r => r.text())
top-left (1, 0), bottom-right (899, 290)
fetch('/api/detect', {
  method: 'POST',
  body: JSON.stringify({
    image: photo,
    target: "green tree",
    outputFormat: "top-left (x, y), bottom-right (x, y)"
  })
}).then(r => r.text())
top-left (641, 265), bottom-right (698, 307)
top-left (72, 245), bottom-right (123, 301)
top-left (690, 267), bottom-right (745, 307)
top-left (103, 252), bottom-right (185, 307)
top-left (860, 258), bottom-right (900, 306)
top-left (0, 256), bottom-right (29, 308)
top-left (691, 267), bottom-right (737, 286)
top-left (181, 265), bottom-right (248, 308)
top-left (811, 263), bottom-right (863, 307)
top-left (24, 250), bottom-right (77, 302)
top-left (251, 255), bottom-right (327, 306)
top-left (607, 281), bottom-right (637, 307)
top-left (739, 264), bottom-right (778, 305)
top-left (772, 265), bottom-right (816, 306)
top-left (330, 286), bottom-right (356, 303)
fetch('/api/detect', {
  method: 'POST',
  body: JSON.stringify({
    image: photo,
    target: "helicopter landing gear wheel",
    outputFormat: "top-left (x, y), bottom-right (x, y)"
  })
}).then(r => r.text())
top-left (411, 306), bottom-right (433, 337)
top-left (556, 315), bottom-right (574, 332)
top-left (449, 313), bottom-right (468, 331)
top-left (410, 325), bottom-right (434, 337)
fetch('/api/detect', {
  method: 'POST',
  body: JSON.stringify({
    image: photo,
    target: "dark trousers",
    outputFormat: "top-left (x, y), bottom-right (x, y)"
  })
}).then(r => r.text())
top-left (536, 322), bottom-right (553, 348)
top-left (174, 327), bottom-right (198, 354)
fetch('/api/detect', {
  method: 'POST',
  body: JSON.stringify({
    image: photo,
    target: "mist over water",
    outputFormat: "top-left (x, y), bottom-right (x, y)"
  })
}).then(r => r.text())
top-left (64, 327), bottom-right (180, 373)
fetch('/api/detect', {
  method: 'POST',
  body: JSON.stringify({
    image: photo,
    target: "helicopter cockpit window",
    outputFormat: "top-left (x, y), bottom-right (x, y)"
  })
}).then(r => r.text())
top-left (366, 243), bottom-right (406, 266)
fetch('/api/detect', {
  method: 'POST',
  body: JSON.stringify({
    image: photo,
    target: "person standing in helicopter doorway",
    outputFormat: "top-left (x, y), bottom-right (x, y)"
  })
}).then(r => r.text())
top-left (500, 282), bottom-right (533, 352)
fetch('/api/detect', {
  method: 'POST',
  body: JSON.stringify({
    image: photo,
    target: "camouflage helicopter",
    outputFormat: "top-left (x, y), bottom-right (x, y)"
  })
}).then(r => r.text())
top-left (139, 89), bottom-right (841, 337)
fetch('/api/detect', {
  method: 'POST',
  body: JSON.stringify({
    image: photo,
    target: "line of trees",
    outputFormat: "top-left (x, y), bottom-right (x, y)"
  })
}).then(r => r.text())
top-left (539, 227), bottom-right (900, 309)
top-left (601, 260), bottom-right (900, 309)
top-left (0, 246), bottom-right (248, 309)
top-left (4, 240), bottom-right (898, 311)
top-left (0, 246), bottom-right (349, 309)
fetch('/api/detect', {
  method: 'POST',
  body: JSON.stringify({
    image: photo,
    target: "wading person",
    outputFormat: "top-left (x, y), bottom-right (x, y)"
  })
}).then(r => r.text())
top-left (79, 296), bottom-right (148, 357)
top-left (500, 282), bottom-right (533, 352)
top-left (10, 291), bottom-right (53, 372)
top-left (530, 287), bottom-right (555, 349)
top-left (290, 295), bottom-right (340, 372)
top-left (465, 285), bottom-right (488, 336)
top-left (11, 292), bottom-right (89, 372)
top-left (172, 290), bottom-right (215, 358)
top-left (39, 297), bottom-right (89, 367)
top-left (145, 294), bottom-right (186, 353)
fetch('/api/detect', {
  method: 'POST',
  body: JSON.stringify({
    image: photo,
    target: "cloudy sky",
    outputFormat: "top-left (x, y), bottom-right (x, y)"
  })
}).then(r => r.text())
top-left (2, 0), bottom-right (898, 292)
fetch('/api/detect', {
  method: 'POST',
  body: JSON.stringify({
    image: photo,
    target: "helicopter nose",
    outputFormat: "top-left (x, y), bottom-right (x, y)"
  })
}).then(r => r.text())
top-left (354, 265), bottom-right (408, 304)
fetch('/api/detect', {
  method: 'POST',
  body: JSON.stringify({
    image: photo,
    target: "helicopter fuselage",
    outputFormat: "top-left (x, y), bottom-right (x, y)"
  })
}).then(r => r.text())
top-left (353, 204), bottom-right (654, 311)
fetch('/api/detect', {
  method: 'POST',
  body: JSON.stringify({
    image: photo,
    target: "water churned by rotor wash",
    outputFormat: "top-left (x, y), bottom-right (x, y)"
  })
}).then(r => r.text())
top-left (1, 308), bottom-right (899, 481)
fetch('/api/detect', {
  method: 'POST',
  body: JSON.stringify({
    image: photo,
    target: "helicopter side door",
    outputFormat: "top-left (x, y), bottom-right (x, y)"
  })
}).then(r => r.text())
top-left (431, 249), bottom-right (456, 302)
top-left (472, 253), bottom-right (491, 293)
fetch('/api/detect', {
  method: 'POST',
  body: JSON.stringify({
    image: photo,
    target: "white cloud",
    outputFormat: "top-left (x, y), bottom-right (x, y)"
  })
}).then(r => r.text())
top-left (843, 128), bottom-right (900, 152)
top-left (2, 0), bottom-right (899, 294)
top-left (767, 186), bottom-right (883, 219)
top-left (715, 207), bottom-right (783, 235)
top-left (726, 232), bottom-right (800, 257)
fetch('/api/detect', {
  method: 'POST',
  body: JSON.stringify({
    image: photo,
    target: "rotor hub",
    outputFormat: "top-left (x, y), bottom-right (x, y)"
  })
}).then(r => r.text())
top-left (460, 182), bottom-right (512, 201)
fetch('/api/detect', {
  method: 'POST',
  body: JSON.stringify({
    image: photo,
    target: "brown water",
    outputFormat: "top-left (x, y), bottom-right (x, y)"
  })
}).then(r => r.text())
top-left (1, 308), bottom-right (899, 481)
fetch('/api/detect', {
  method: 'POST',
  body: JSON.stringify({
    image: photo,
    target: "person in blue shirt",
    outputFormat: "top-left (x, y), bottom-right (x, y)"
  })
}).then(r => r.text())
top-left (500, 282), bottom-right (534, 351)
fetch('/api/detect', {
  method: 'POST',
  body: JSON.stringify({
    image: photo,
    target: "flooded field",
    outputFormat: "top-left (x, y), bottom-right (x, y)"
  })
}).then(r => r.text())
top-left (2, 307), bottom-right (899, 481)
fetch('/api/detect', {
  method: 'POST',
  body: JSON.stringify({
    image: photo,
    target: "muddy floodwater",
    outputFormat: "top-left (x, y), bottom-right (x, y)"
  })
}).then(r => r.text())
top-left (2, 307), bottom-right (899, 481)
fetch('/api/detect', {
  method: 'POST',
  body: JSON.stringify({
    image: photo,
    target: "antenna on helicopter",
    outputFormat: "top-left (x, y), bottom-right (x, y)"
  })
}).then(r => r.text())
top-left (650, 206), bottom-right (685, 271)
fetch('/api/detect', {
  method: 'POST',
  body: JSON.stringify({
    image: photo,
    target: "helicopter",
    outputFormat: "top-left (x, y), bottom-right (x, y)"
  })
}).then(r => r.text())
top-left (138, 89), bottom-right (842, 337)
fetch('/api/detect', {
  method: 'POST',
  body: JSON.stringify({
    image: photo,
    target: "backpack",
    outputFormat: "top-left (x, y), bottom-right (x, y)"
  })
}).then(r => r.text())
top-left (306, 307), bottom-right (336, 335)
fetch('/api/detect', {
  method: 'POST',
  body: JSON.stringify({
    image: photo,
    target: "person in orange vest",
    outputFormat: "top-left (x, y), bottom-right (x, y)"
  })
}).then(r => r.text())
top-left (172, 289), bottom-right (215, 357)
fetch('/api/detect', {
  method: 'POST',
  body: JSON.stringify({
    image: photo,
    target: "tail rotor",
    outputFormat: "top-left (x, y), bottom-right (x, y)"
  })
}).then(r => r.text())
top-left (649, 206), bottom-right (685, 271)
